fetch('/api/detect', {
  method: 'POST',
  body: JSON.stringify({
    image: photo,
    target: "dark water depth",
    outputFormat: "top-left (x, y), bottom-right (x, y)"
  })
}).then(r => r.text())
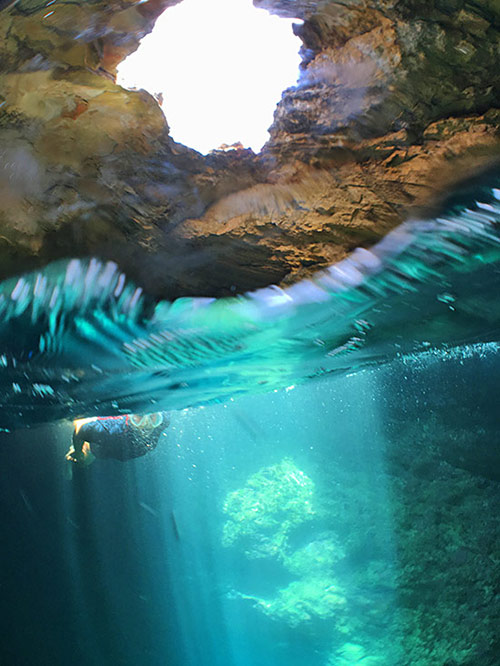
top-left (0, 350), bottom-right (498, 666)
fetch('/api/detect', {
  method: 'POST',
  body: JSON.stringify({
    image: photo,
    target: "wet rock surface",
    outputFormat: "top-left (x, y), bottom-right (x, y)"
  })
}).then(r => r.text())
top-left (0, 0), bottom-right (499, 298)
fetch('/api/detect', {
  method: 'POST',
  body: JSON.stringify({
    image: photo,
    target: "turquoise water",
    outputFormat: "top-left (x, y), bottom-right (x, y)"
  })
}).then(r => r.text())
top-left (1, 174), bottom-right (500, 427)
top-left (0, 173), bottom-right (498, 665)
top-left (1, 360), bottom-right (497, 665)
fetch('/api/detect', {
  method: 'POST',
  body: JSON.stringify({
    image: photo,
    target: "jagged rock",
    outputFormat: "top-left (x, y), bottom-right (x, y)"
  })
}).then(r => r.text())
top-left (0, 0), bottom-right (498, 298)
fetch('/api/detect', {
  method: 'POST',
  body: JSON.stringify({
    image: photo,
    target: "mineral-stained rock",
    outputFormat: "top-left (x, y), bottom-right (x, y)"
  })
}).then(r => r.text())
top-left (0, 0), bottom-right (499, 299)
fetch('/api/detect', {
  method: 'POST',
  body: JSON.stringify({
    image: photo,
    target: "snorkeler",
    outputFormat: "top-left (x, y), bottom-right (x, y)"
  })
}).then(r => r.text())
top-left (65, 412), bottom-right (169, 466)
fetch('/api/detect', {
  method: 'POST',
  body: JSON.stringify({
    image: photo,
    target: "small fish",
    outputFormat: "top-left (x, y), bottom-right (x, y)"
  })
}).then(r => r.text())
top-left (170, 509), bottom-right (180, 541)
top-left (232, 408), bottom-right (263, 441)
top-left (138, 501), bottom-right (159, 517)
top-left (66, 517), bottom-right (80, 530)
top-left (19, 488), bottom-right (34, 515)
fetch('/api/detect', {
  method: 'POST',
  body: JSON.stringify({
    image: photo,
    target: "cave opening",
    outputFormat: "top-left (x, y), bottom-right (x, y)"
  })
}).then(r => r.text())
top-left (117, 0), bottom-right (302, 154)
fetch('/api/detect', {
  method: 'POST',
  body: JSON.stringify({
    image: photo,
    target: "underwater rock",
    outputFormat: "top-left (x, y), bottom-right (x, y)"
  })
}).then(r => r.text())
top-left (222, 458), bottom-right (315, 559)
top-left (327, 641), bottom-right (384, 666)
top-left (0, 1), bottom-right (498, 297)
top-left (222, 458), bottom-right (348, 630)
top-left (282, 534), bottom-right (345, 576)
top-left (255, 575), bottom-right (346, 627)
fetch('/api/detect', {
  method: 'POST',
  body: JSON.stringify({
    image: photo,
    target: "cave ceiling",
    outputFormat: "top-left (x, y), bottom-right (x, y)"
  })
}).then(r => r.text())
top-left (0, 0), bottom-right (499, 299)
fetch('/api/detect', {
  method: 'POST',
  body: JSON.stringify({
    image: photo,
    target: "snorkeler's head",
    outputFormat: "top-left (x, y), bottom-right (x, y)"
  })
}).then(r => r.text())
top-left (130, 412), bottom-right (165, 430)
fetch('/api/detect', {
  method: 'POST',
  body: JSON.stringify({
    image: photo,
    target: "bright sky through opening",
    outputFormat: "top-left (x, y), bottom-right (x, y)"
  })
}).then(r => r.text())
top-left (117, 0), bottom-right (302, 154)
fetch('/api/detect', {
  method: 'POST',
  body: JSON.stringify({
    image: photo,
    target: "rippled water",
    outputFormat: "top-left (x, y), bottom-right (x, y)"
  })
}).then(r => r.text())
top-left (1, 173), bottom-right (500, 428)
top-left (0, 171), bottom-right (499, 666)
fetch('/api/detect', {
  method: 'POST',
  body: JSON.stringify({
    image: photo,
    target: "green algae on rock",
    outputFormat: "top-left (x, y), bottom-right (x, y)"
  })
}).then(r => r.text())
top-left (281, 534), bottom-right (345, 576)
top-left (222, 458), bottom-right (315, 559)
top-left (222, 459), bottom-right (349, 629)
top-left (255, 575), bottom-right (346, 627)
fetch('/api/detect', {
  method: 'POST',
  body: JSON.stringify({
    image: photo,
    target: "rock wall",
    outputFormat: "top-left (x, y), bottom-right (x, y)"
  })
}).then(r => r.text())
top-left (0, 0), bottom-right (498, 298)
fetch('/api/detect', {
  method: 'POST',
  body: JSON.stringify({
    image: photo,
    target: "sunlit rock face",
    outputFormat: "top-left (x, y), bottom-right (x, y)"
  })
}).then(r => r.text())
top-left (267, 0), bottom-right (500, 160)
top-left (0, 0), bottom-right (499, 298)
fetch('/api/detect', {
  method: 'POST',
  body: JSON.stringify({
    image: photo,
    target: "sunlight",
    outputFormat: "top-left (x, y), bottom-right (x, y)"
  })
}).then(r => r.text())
top-left (117, 0), bottom-right (302, 154)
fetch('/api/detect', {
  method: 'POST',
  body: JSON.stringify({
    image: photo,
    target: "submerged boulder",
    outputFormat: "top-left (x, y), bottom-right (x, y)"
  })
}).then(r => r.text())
top-left (255, 575), bottom-right (346, 627)
top-left (282, 534), bottom-right (345, 576)
top-left (222, 458), bottom-right (315, 559)
top-left (222, 458), bottom-right (347, 629)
